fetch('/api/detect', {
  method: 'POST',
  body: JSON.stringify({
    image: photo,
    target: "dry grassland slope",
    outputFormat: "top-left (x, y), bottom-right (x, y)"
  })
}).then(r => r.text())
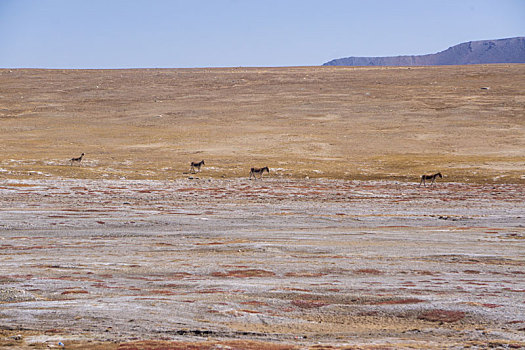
top-left (0, 65), bottom-right (524, 183)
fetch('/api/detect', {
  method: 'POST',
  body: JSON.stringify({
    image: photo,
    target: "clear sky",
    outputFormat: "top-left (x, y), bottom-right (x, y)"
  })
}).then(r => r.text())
top-left (0, 0), bottom-right (523, 68)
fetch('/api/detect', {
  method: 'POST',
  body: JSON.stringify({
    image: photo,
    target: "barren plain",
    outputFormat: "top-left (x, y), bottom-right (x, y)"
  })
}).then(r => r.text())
top-left (0, 65), bottom-right (524, 349)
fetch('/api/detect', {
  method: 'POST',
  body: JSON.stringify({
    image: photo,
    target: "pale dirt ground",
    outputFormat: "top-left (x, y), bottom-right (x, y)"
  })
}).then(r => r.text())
top-left (0, 66), bottom-right (524, 349)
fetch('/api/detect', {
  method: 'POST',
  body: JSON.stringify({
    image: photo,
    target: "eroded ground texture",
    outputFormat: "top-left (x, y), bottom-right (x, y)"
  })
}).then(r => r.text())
top-left (1, 178), bottom-right (524, 349)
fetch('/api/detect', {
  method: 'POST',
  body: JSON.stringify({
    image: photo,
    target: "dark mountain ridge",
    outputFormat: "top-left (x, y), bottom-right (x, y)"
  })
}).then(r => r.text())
top-left (323, 37), bottom-right (525, 66)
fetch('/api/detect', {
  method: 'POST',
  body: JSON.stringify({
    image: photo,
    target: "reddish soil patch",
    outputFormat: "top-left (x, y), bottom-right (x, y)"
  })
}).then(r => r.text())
top-left (418, 309), bottom-right (466, 323)
top-left (416, 270), bottom-right (438, 276)
top-left (211, 269), bottom-right (276, 278)
top-left (506, 320), bottom-right (525, 324)
top-left (281, 287), bottom-right (311, 292)
top-left (241, 300), bottom-right (269, 306)
top-left (291, 299), bottom-right (329, 309)
top-left (482, 303), bottom-right (502, 308)
top-left (61, 290), bottom-right (89, 295)
top-left (285, 272), bottom-right (326, 278)
top-left (167, 272), bottom-right (193, 279)
top-left (354, 269), bottom-right (383, 275)
top-left (195, 241), bottom-right (225, 245)
top-left (372, 298), bottom-right (425, 305)
top-left (238, 309), bottom-right (262, 314)
top-left (195, 289), bottom-right (225, 294)
top-left (149, 290), bottom-right (177, 295)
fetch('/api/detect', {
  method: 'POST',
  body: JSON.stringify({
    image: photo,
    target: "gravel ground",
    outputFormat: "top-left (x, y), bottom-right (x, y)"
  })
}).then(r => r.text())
top-left (1, 178), bottom-right (524, 349)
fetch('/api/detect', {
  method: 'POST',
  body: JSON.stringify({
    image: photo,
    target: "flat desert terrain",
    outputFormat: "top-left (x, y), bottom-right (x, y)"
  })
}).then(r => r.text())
top-left (0, 65), bottom-right (524, 349)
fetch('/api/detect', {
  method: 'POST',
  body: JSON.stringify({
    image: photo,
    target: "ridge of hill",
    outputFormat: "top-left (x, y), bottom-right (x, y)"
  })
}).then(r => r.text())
top-left (323, 37), bottom-right (525, 66)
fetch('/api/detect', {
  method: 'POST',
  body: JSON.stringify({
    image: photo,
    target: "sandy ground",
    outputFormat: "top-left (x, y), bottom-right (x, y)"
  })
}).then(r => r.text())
top-left (0, 65), bottom-right (524, 348)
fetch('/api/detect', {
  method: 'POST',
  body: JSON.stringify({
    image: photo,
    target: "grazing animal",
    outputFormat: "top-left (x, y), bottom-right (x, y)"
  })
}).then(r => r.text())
top-left (419, 172), bottom-right (442, 186)
top-left (190, 160), bottom-right (205, 173)
top-left (70, 153), bottom-right (85, 166)
top-left (249, 166), bottom-right (269, 180)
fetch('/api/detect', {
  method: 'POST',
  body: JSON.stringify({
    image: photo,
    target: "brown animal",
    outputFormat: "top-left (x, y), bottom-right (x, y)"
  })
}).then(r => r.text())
top-left (70, 153), bottom-right (85, 166)
top-left (419, 172), bottom-right (442, 186)
top-left (249, 166), bottom-right (269, 180)
top-left (190, 160), bottom-right (205, 173)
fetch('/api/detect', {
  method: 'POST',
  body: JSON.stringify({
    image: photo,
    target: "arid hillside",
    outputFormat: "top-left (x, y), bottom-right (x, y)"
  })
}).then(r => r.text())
top-left (0, 65), bottom-right (524, 183)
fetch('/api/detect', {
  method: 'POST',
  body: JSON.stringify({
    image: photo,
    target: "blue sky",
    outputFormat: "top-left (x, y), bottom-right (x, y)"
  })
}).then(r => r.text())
top-left (0, 0), bottom-right (523, 68)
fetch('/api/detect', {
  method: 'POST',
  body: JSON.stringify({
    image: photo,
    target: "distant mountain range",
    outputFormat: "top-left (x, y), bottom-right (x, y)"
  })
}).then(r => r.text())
top-left (323, 37), bottom-right (525, 66)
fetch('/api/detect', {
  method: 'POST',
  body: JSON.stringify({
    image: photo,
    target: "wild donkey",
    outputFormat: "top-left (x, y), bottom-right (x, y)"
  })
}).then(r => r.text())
top-left (419, 172), bottom-right (442, 186)
top-left (249, 166), bottom-right (269, 180)
top-left (70, 153), bottom-right (85, 166)
top-left (190, 160), bottom-right (205, 173)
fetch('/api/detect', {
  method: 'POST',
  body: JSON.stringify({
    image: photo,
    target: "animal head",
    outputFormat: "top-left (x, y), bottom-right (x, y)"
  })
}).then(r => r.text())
top-left (81, 153), bottom-right (85, 156)
top-left (263, 166), bottom-right (269, 173)
top-left (437, 172), bottom-right (442, 178)
top-left (201, 160), bottom-right (205, 165)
